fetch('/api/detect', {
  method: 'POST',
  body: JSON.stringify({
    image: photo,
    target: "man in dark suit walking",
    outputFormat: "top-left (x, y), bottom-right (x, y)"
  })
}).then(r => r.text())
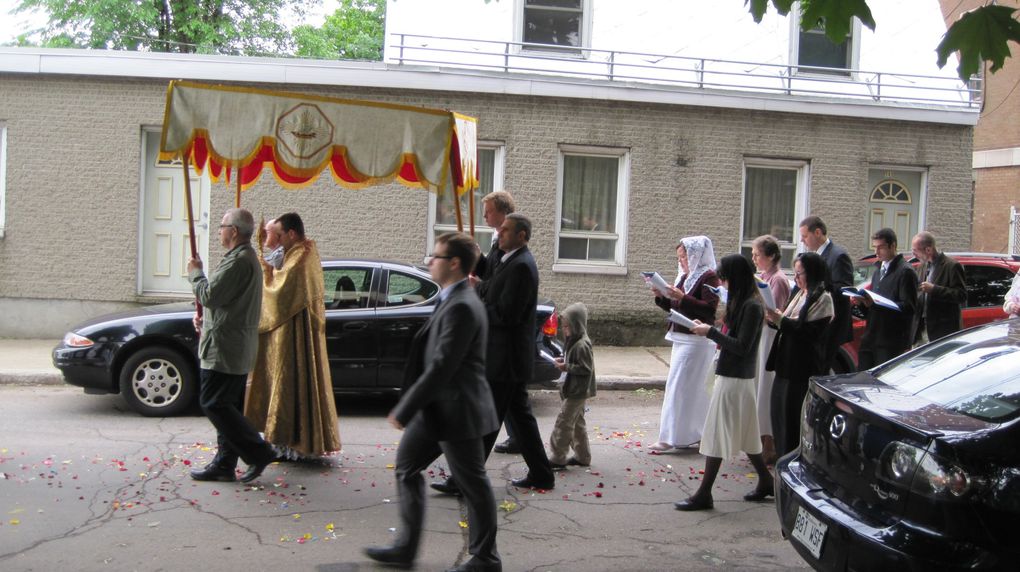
top-left (473, 191), bottom-right (520, 455)
top-left (856, 228), bottom-right (919, 370)
top-left (911, 231), bottom-right (966, 344)
top-left (364, 232), bottom-right (501, 572)
top-left (432, 213), bottom-right (555, 494)
top-left (799, 216), bottom-right (855, 371)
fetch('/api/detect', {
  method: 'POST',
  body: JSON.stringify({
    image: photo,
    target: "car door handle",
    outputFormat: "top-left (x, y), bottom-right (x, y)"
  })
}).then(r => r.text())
top-left (343, 322), bottom-right (368, 331)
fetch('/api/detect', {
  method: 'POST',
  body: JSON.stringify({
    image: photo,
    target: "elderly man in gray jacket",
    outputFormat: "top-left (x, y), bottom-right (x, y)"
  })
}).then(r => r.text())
top-left (187, 207), bottom-right (276, 484)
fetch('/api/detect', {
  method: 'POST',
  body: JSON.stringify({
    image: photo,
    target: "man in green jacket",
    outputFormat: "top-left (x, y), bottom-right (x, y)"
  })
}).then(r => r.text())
top-left (187, 207), bottom-right (276, 484)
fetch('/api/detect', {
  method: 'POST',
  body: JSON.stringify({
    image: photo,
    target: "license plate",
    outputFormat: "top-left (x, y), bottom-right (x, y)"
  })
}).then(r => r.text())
top-left (791, 506), bottom-right (827, 559)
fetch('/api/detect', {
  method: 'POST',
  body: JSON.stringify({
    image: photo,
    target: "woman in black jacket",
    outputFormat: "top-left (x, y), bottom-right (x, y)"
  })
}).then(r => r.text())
top-left (765, 252), bottom-right (833, 458)
top-left (676, 254), bottom-right (774, 511)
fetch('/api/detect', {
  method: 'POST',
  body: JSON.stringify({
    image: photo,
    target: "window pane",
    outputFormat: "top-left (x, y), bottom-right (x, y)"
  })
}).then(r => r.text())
top-left (561, 155), bottom-right (617, 232)
top-left (526, 0), bottom-right (581, 8)
top-left (524, 9), bottom-right (581, 47)
top-left (743, 167), bottom-right (797, 244)
top-left (434, 227), bottom-right (494, 256)
top-left (964, 266), bottom-right (1014, 308)
top-left (559, 237), bottom-right (588, 260)
top-left (323, 268), bottom-right (372, 310)
top-left (386, 271), bottom-right (439, 307)
top-left (436, 148), bottom-right (494, 225)
top-left (799, 29), bottom-right (849, 70)
top-left (588, 238), bottom-right (616, 261)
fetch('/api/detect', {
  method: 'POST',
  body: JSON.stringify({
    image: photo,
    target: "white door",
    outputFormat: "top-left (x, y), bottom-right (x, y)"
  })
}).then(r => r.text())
top-left (140, 130), bottom-right (211, 295)
top-left (866, 168), bottom-right (924, 251)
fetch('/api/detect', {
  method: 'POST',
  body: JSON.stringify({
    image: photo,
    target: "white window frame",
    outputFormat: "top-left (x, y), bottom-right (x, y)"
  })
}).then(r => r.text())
top-left (552, 144), bottom-right (630, 275)
top-left (514, 0), bottom-right (592, 57)
top-left (0, 122), bottom-right (6, 239)
top-left (740, 158), bottom-right (811, 269)
top-left (789, 4), bottom-right (861, 77)
top-left (426, 142), bottom-right (505, 257)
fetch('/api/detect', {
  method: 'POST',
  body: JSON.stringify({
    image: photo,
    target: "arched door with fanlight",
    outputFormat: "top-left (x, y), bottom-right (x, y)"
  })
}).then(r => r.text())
top-left (866, 168), bottom-right (925, 250)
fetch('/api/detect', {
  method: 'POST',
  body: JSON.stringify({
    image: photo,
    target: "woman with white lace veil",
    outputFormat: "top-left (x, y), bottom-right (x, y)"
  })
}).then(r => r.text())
top-left (648, 236), bottom-right (721, 452)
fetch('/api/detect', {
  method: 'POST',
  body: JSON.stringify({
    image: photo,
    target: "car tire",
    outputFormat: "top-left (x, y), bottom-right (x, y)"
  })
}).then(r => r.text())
top-left (119, 346), bottom-right (197, 417)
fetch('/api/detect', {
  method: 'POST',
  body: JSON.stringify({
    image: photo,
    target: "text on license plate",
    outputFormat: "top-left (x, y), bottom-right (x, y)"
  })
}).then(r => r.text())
top-left (792, 506), bottom-right (827, 559)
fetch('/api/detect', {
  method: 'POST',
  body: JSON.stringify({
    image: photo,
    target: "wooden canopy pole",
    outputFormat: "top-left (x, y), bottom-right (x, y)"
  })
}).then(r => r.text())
top-left (234, 166), bottom-right (242, 207)
top-left (182, 159), bottom-right (203, 318)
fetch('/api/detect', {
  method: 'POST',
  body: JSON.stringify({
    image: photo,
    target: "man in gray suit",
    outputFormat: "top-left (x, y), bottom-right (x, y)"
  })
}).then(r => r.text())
top-left (187, 207), bottom-right (276, 484)
top-left (365, 232), bottom-right (501, 572)
top-left (799, 215), bottom-right (855, 371)
top-left (911, 231), bottom-right (966, 344)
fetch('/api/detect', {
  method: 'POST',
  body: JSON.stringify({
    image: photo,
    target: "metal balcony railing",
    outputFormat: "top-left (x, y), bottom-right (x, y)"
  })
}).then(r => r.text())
top-left (389, 33), bottom-right (981, 109)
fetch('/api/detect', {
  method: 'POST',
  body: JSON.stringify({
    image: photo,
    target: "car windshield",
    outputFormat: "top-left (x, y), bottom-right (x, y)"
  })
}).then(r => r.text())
top-left (876, 321), bottom-right (1020, 423)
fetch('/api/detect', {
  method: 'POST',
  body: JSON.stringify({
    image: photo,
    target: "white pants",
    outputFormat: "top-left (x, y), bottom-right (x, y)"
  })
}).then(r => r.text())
top-left (657, 333), bottom-right (715, 446)
top-left (756, 326), bottom-right (777, 436)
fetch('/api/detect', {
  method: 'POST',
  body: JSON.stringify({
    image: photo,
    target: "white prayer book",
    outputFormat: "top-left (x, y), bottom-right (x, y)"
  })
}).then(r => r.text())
top-left (757, 280), bottom-right (776, 310)
top-left (641, 271), bottom-right (673, 296)
top-left (841, 287), bottom-right (900, 311)
top-left (668, 310), bottom-right (698, 329)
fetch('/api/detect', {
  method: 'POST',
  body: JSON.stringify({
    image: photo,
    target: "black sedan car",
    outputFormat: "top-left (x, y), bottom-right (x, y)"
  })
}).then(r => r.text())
top-left (53, 258), bottom-right (563, 416)
top-left (776, 319), bottom-right (1020, 571)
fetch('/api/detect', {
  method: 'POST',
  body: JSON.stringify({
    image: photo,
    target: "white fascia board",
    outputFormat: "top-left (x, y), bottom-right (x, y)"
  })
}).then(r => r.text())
top-left (973, 148), bottom-right (1020, 169)
top-left (0, 48), bottom-right (978, 126)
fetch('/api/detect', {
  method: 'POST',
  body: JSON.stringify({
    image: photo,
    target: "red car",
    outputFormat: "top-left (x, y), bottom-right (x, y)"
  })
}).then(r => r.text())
top-left (836, 252), bottom-right (1020, 372)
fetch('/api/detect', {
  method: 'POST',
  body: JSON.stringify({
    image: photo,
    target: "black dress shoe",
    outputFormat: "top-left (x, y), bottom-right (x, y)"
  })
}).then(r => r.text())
top-left (430, 478), bottom-right (462, 496)
top-left (511, 476), bottom-right (554, 490)
top-left (239, 461), bottom-right (270, 484)
top-left (364, 545), bottom-right (414, 569)
top-left (743, 486), bottom-right (775, 502)
top-left (493, 439), bottom-right (520, 454)
top-left (566, 458), bottom-right (590, 467)
top-left (674, 495), bottom-right (714, 511)
top-left (446, 559), bottom-right (502, 572)
top-left (189, 464), bottom-right (236, 482)
top-left (550, 462), bottom-right (568, 470)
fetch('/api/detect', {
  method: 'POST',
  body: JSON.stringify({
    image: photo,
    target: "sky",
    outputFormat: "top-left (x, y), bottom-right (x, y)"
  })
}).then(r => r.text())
top-left (0, 0), bottom-right (339, 45)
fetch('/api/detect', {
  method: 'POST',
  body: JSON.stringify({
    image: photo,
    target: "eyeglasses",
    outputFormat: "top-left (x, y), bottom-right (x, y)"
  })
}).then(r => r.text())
top-left (794, 271), bottom-right (805, 277)
top-left (428, 254), bottom-right (454, 261)
top-left (218, 224), bottom-right (236, 230)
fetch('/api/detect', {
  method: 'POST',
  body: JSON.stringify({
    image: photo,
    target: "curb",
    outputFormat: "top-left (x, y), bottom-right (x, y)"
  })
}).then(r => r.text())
top-left (0, 372), bottom-right (64, 386)
top-left (0, 372), bottom-right (666, 391)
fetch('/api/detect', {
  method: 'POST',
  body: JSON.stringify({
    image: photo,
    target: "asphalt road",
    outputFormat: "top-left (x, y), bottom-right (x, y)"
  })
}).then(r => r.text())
top-left (0, 385), bottom-right (808, 572)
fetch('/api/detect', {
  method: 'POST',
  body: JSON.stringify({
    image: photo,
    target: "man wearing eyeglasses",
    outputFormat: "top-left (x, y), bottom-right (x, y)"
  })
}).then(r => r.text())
top-left (186, 208), bottom-right (276, 484)
top-left (365, 232), bottom-right (501, 572)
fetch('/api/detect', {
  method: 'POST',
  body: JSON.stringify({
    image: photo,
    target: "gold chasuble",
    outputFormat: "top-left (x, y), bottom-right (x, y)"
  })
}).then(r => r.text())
top-left (245, 239), bottom-right (341, 457)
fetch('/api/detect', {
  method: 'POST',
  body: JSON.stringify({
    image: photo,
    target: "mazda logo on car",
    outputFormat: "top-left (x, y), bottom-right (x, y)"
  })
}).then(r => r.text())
top-left (830, 414), bottom-right (847, 439)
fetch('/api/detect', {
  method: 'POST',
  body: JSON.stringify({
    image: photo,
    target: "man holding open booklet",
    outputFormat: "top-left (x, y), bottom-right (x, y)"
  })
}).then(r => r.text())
top-left (852, 228), bottom-right (918, 370)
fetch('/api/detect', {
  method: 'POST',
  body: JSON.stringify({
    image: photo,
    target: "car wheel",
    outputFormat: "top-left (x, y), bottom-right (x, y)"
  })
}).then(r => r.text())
top-left (119, 347), bottom-right (196, 417)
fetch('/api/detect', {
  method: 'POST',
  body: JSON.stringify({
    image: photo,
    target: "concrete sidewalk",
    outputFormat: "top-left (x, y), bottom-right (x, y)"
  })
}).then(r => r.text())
top-left (0, 339), bottom-right (671, 389)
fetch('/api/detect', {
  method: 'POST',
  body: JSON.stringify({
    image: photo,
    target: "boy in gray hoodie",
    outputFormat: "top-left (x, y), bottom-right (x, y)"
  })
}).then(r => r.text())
top-left (549, 302), bottom-right (597, 468)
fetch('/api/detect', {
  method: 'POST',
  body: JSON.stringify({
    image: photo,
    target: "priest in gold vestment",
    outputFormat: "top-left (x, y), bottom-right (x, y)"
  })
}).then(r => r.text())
top-left (246, 212), bottom-right (341, 459)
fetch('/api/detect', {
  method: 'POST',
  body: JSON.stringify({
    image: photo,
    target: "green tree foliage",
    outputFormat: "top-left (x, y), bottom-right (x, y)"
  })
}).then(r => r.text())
top-left (745, 0), bottom-right (1019, 80)
top-left (293, 0), bottom-right (385, 60)
top-left (13, 0), bottom-right (307, 54)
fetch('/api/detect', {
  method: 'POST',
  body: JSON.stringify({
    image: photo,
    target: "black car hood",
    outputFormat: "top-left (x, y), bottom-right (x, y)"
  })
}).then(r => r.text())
top-left (818, 372), bottom-right (996, 436)
top-left (71, 302), bottom-right (194, 332)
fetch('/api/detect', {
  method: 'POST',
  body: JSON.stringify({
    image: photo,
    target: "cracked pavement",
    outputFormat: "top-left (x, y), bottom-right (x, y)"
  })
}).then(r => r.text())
top-left (0, 385), bottom-right (808, 571)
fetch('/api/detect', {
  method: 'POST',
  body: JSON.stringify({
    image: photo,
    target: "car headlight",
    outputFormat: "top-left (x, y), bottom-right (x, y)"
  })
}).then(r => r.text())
top-left (878, 441), bottom-right (974, 499)
top-left (62, 332), bottom-right (94, 348)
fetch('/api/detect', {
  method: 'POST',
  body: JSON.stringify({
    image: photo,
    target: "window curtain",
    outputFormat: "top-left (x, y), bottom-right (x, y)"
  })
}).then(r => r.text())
top-left (743, 167), bottom-right (796, 243)
top-left (561, 155), bottom-right (617, 233)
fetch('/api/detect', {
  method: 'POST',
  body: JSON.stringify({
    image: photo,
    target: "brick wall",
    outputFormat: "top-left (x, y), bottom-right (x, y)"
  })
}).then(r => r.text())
top-left (972, 168), bottom-right (1020, 253)
top-left (0, 74), bottom-right (975, 342)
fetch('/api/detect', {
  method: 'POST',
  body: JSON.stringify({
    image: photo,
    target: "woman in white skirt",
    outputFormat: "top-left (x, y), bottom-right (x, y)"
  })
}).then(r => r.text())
top-left (750, 235), bottom-right (791, 465)
top-left (676, 254), bottom-right (775, 511)
top-left (649, 236), bottom-right (720, 452)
